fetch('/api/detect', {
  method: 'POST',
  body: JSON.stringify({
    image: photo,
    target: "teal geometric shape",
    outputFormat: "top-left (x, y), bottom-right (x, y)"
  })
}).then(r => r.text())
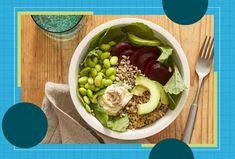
top-left (149, 138), bottom-right (194, 159)
top-left (162, 0), bottom-right (208, 25)
top-left (2, 102), bottom-right (48, 148)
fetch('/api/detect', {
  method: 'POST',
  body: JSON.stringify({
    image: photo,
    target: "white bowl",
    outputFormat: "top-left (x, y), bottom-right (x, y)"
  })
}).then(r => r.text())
top-left (69, 18), bottom-right (190, 140)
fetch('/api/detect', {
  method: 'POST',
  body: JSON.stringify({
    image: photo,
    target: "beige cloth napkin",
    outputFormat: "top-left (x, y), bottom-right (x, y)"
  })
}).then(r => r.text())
top-left (41, 82), bottom-right (150, 144)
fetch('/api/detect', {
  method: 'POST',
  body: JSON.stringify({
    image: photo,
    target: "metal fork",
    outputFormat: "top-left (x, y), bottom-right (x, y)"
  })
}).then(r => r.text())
top-left (182, 36), bottom-right (214, 143)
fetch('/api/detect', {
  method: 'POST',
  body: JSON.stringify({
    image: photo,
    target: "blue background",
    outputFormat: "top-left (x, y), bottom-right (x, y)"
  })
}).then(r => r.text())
top-left (0, 0), bottom-right (233, 158)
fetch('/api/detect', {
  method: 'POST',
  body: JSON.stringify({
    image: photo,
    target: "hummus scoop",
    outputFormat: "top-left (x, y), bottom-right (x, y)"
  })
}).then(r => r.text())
top-left (99, 83), bottom-right (133, 115)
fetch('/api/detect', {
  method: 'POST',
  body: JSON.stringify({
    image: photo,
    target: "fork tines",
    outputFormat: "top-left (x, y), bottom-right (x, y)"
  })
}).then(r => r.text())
top-left (200, 36), bottom-right (214, 61)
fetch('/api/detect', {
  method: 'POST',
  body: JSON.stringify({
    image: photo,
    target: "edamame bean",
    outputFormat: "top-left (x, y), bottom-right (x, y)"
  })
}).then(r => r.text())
top-left (90, 68), bottom-right (97, 77)
top-left (98, 60), bottom-right (103, 65)
top-left (105, 67), bottom-right (116, 76)
top-left (109, 41), bottom-right (116, 46)
top-left (94, 87), bottom-right (100, 92)
top-left (78, 77), bottom-right (88, 84)
top-left (95, 75), bottom-right (103, 87)
top-left (95, 64), bottom-right (102, 72)
top-left (85, 83), bottom-right (89, 89)
top-left (80, 67), bottom-right (91, 76)
top-left (83, 96), bottom-right (90, 104)
top-left (79, 84), bottom-right (85, 88)
top-left (90, 85), bottom-right (96, 91)
top-left (108, 75), bottom-right (116, 81)
top-left (97, 50), bottom-right (103, 57)
top-left (85, 83), bottom-right (96, 91)
top-left (100, 44), bottom-right (111, 51)
top-left (87, 89), bottom-right (93, 98)
top-left (78, 88), bottom-right (87, 95)
top-left (103, 59), bottom-right (111, 68)
top-left (92, 56), bottom-right (98, 64)
top-left (101, 69), bottom-right (106, 73)
top-left (85, 104), bottom-right (92, 113)
top-left (100, 52), bottom-right (111, 60)
top-left (88, 77), bottom-right (94, 85)
top-left (103, 79), bottom-right (113, 87)
top-left (97, 72), bottom-right (105, 76)
top-left (110, 56), bottom-right (118, 65)
top-left (87, 57), bottom-right (96, 67)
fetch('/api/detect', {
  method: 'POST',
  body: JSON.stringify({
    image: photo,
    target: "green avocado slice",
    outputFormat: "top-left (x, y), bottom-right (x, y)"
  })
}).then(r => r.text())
top-left (132, 78), bottom-right (169, 106)
top-left (134, 76), bottom-right (161, 115)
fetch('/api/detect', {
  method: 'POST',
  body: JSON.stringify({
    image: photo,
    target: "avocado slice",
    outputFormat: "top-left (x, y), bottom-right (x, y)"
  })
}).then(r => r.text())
top-left (135, 76), bottom-right (161, 115)
top-left (131, 85), bottom-right (147, 96)
top-left (128, 33), bottom-right (161, 47)
top-left (155, 82), bottom-right (169, 105)
top-left (132, 79), bottom-right (169, 105)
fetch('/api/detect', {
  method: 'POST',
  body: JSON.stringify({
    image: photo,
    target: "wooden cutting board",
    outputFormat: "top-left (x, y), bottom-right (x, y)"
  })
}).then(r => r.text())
top-left (21, 15), bottom-right (215, 144)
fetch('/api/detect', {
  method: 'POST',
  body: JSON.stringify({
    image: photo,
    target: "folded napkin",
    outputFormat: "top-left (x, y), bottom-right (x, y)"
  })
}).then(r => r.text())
top-left (41, 82), bottom-right (150, 144)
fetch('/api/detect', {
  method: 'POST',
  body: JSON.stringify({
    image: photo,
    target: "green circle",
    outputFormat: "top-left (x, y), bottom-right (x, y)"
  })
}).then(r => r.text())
top-left (2, 102), bottom-right (48, 148)
top-left (149, 139), bottom-right (194, 159)
top-left (162, 0), bottom-right (208, 25)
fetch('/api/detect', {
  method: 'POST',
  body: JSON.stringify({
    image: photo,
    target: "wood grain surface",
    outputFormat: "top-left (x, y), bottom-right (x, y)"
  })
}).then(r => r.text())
top-left (21, 15), bottom-right (215, 144)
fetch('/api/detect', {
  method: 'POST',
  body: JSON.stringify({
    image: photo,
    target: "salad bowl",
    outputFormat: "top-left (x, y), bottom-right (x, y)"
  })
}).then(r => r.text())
top-left (69, 18), bottom-right (190, 140)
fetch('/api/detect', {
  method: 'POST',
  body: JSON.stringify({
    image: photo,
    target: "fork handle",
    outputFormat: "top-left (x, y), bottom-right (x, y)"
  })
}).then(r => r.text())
top-left (182, 77), bottom-right (203, 144)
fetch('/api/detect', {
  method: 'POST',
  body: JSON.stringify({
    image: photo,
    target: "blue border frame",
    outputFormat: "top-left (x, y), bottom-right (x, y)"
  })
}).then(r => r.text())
top-left (0, 1), bottom-right (233, 158)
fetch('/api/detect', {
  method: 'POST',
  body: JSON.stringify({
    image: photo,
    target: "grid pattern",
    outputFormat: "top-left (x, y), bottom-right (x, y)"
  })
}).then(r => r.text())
top-left (0, 1), bottom-right (233, 159)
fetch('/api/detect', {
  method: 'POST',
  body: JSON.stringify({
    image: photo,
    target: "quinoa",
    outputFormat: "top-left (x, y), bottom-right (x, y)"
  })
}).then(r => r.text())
top-left (116, 56), bottom-right (143, 88)
top-left (116, 55), bottom-right (169, 129)
top-left (119, 91), bottom-right (169, 129)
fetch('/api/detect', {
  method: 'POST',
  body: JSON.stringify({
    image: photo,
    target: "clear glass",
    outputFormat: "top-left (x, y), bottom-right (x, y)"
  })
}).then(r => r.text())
top-left (32, 15), bottom-right (85, 41)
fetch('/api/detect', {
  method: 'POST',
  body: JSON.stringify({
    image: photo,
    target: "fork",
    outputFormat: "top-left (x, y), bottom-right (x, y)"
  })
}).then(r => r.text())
top-left (182, 36), bottom-right (214, 144)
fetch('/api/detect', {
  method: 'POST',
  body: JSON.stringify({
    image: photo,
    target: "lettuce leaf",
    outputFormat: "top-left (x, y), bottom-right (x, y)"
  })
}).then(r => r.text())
top-left (92, 89), bottom-right (106, 104)
top-left (163, 64), bottom-right (186, 95)
top-left (167, 93), bottom-right (177, 110)
top-left (88, 29), bottom-right (107, 51)
top-left (93, 105), bottom-right (109, 126)
top-left (122, 22), bottom-right (154, 39)
top-left (80, 47), bottom-right (102, 66)
top-left (157, 45), bottom-right (173, 63)
top-left (99, 26), bottom-right (126, 45)
top-left (107, 115), bottom-right (129, 132)
top-left (92, 104), bottom-right (129, 132)
top-left (76, 89), bottom-right (86, 106)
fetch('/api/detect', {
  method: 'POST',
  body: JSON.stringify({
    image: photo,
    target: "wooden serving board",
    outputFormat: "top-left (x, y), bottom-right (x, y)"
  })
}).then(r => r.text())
top-left (21, 15), bottom-right (214, 144)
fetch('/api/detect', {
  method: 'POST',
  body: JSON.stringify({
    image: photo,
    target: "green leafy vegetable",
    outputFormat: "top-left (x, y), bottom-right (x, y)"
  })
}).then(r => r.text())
top-left (99, 26), bottom-right (126, 45)
top-left (157, 45), bottom-right (173, 63)
top-left (167, 93), bottom-right (177, 109)
top-left (122, 22), bottom-right (154, 39)
top-left (80, 47), bottom-right (101, 66)
top-left (76, 89), bottom-right (86, 106)
top-left (88, 29), bottom-right (107, 51)
top-left (92, 89), bottom-right (106, 104)
top-left (92, 104), bottom-right (129, 132)
top-left (107, 115), bottom-right (129, 132)
top-left (93, 105), bottom-right (109, 125)
top-left (163, 64), bottom-right (186, 94)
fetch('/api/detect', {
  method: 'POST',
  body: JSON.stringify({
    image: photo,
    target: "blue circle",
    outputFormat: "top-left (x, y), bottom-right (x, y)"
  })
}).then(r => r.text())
top-left (149, 139), bottom-right (194, 159)
top-left (162, 0), bottom-right (208, 25)
top-left (2, 102), bottom-right (48, 148)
